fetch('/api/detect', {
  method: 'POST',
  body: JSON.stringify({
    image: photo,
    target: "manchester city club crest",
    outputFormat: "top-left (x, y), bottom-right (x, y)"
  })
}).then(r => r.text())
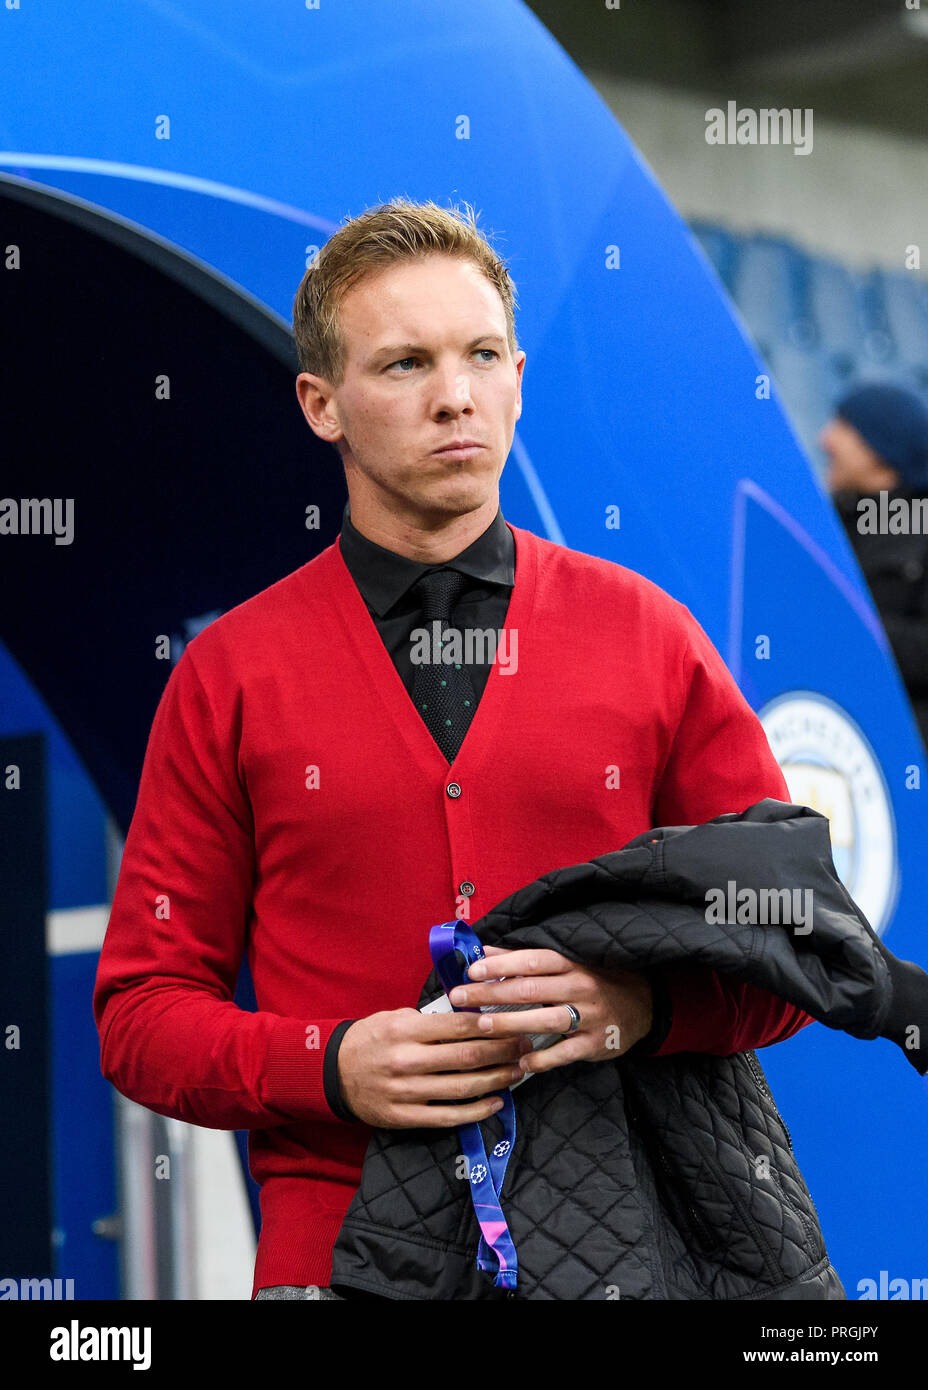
top-left (759, 691), bottom-right (898, 938)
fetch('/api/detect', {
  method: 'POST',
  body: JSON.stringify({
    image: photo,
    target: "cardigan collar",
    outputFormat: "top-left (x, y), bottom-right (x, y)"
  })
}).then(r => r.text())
top-left (325, 516), bottom-right (536, 777)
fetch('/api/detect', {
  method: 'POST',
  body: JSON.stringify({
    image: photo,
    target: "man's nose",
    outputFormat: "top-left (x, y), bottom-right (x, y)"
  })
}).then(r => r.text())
top-left (431, 366), bottom-right (474, 413)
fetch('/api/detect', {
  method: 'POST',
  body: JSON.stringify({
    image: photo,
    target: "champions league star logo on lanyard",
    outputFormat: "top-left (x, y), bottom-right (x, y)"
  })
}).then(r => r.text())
top-left (428, 921), bottom-right (520, 1291)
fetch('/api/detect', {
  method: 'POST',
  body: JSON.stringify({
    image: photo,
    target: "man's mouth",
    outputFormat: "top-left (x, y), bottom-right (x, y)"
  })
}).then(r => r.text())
top-left (432, 442), bottom-right (485, 459)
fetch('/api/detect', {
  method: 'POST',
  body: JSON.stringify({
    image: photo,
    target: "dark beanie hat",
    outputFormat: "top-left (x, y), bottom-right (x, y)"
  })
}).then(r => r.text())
top-left (836, 381), bottom-right (928, 491)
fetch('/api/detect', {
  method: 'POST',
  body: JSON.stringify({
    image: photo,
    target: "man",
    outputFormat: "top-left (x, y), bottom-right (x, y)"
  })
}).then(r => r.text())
top-left (93, 197), bottom-right (815, 1301)
top-left (821, 380), bottom-right (928, 748)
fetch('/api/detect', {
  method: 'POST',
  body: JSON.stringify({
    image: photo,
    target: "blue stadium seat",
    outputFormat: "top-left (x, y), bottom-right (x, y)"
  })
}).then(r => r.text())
top-left (857, 269), bottom-right (898, 365)
top-left (731, 235), bottom-right (816, 359)
top-left (805, 255), bottom-right (868, 374)
top-left (874, 269), bottom-right (928, 387)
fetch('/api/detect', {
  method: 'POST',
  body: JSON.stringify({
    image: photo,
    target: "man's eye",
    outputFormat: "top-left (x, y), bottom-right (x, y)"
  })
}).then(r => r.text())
top-left (386, 349), bottom-right (499, 372)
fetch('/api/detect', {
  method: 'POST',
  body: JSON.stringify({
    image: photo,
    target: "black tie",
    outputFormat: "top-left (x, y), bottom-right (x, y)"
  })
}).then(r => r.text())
top-left (411, 568), bottom-right (478, 762)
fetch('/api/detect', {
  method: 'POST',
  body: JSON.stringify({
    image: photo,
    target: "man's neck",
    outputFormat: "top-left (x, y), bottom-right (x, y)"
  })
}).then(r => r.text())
top-left (344, 495), bottom-right (501, 564)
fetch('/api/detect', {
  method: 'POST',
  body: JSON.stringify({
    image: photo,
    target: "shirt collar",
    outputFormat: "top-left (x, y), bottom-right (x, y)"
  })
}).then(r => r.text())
top-left (337, 498), bottom-right (515, 617)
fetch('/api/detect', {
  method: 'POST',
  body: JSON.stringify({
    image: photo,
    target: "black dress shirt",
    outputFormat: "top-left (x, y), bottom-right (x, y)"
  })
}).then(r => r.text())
top-left (322, 498), bottom-right (671, 1121)
top-left (336, 498), bottom-right (516, 703)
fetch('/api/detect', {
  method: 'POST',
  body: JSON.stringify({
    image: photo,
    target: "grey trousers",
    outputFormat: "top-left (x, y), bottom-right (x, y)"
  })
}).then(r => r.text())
top-left (255, 1284), bottom-right (344, 1300)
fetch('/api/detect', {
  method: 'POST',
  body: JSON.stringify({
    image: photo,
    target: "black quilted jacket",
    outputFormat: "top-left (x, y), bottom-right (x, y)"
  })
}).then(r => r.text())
top-left (330, 799), bottom-right (928, 1301)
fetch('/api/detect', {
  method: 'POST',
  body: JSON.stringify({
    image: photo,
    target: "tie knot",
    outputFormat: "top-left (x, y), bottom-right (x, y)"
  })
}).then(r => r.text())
top-left (413, 567), bottom-right (469, 621)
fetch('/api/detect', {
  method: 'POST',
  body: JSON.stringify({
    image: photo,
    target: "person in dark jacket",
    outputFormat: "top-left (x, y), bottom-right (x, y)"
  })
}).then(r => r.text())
top-left (821, 380), bottom-right (928, 750)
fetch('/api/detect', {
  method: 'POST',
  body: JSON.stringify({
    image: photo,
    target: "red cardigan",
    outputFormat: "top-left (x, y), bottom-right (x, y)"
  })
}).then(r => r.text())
top-left (93, 522), bottom-right (813, 1296)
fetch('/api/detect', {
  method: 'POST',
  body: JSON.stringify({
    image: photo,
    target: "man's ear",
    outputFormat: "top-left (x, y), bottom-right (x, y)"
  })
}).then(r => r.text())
top-left (296, 372), bottom-right (343, 445)
top-left (513, 349), bottom-right (526, 422)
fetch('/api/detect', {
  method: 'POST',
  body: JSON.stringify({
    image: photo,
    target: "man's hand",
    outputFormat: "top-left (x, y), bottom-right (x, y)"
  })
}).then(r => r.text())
top-left (336, 1006), bottom-right (534, 1129)
top-left (446, 945), bottom-right (654, 1075)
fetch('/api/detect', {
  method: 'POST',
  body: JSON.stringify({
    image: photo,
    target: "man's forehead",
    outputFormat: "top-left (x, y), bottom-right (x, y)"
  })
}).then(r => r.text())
top-left (338, 263), bottom-right (505, 358)
top-left (341, 258), bottom-right (499, 323)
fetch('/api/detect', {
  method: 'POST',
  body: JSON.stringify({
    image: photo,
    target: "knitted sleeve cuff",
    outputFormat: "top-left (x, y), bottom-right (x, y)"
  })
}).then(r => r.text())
top-left (263, 1017), bottom-right (362, 1123)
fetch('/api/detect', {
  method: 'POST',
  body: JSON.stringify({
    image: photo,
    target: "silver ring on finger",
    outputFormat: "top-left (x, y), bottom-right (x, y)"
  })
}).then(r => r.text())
top-left (562, 1004), bottom-right (581, 1034)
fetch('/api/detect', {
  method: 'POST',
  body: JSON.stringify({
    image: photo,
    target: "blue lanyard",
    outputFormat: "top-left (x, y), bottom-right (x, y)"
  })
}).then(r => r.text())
top-left (428, 921), bottom-right (519, 1291)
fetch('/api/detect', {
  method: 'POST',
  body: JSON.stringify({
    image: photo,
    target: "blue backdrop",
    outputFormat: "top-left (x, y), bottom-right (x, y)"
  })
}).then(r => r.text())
top-left (1, 0), bottom-right (925, 1298)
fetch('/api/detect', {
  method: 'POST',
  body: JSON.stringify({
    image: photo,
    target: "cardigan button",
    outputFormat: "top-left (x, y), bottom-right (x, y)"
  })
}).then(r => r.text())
top-left (446, 782), bottom-right (462, 798)
top-left (459, 881), bottom-right (475, 896)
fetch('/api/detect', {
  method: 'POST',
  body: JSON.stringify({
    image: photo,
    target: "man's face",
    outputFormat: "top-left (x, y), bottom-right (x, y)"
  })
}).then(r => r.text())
top-left (296, 254), bottom-right (525, 527)
top-left (820, 415), bottom-right (899, 494)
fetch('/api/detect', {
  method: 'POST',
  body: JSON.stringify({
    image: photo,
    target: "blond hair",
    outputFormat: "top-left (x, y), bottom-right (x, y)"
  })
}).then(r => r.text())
top-left (292, 196), bottom-right (520, 385)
